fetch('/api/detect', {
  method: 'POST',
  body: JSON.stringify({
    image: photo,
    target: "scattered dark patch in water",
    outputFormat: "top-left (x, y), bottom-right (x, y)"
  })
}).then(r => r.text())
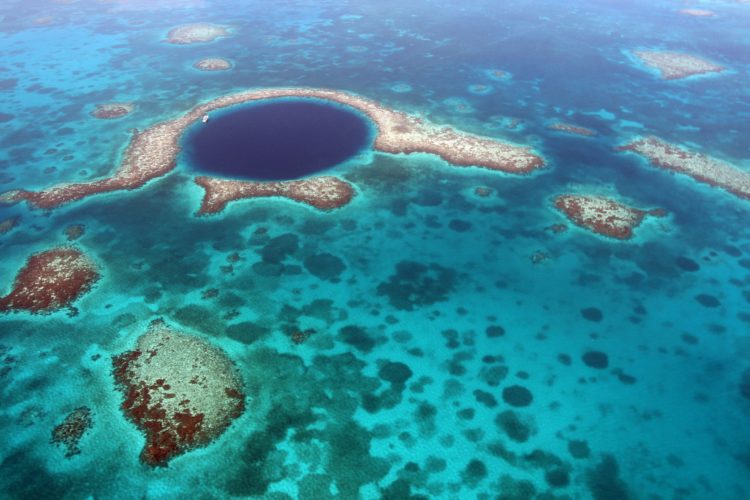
top-left (259, 233), bottom-right (298, 263)
top-left (569, 439), bottom-right (591, 459)
top-left (448, 219), bottom-right (472, 232)
top-left (379, 361), bottom-right (413, 385)
top-left (304, 252), bottom-right (346, 281)
top-left (495, 410), bottom-right (532, 442)
top-left (502, 385), bottom-right (533, 407)
top-left (486, 325), bottom-right (506, 338)
top-left (675, 256), bottom-right (700, 272)
top-left (582, 350), bottom-right (609, 369)
top-left (225, 322), bottom-right (269, 344)
top-left (695, 294), bottom-right (720, 308)
top-left (740, 368), bottom-right (750, 400)
top-left (586, 454), bottom-right (632, 500)
top-left (339, 325), bottom-right (376, 353)
top-left (377, 261), bottom-right (457, 311)
top-left (581, 307), bottom-right (603, 322)
top-left (474, 389), bottom-right (498, 408)
top-left (461, 459), bottom-right (488, 487)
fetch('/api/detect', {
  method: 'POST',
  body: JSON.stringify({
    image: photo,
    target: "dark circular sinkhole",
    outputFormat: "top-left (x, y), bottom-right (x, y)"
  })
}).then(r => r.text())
top-left (183, 99), bottom-right (372, 181)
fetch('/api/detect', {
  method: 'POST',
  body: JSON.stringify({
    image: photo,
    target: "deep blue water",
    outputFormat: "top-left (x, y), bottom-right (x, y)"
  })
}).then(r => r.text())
top-left (184, 100), bottom-right (372, 180)
top-left (1, 0), bottom-right (750, 499)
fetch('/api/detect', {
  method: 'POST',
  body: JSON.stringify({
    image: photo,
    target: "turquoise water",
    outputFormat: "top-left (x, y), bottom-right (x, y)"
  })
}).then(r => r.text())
top-left (1, 0), bottom-right (749, 498)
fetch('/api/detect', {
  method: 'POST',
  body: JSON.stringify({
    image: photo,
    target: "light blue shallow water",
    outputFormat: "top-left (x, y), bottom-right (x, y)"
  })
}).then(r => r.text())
top-left (1, 0), bottom-right (749, 498)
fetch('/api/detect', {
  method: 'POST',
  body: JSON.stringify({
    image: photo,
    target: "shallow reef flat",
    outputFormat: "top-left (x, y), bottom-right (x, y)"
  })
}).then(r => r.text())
top-left (165, 23), bottom-right (231, 44)
top-left (0, 246), bottom-right (99, 314)
top-left (193, 58), bottom-right (232, 72)
top-left (554, 193), bottom-right (665, 239)
top-left (195, 175), bottom-right (356, 214)
top-left (112, 319), bottom-right (245, 466)
top-left (618, 136), bottom-right (750, 200)
top-left (631, 50), bottom-right (725, 80)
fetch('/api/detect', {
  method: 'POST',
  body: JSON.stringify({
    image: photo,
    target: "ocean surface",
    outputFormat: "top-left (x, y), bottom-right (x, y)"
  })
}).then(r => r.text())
top-left (1, 0), bottom-right (750, 498)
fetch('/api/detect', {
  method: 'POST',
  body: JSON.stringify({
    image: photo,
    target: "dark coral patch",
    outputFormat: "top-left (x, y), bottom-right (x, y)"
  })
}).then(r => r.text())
top-left (474, 389), bottom-right (498, 408)
top-left (304, 252), bottom-right (346, 281)
top-left (378, 361), bottom-right (413, 384)
top-left (546, 468), bottom-right (571, 488)
top-left (414, 189), bottom-right (443, 206)
top-left (486, 325), bottom-right (505, 338)
top-left (495, 410), bottom-right (531, 442)
top-left (502, 385), bottom-right (533, 407)
top-left (448, 219), bottom-right (472, 232)
top-left (740, 368), bottom-right (750, 400)
top-left (675, 256), bottom-right (699, 272)
top-left (339, 325), bottom-right (375, 353)
top-left (479, 364), bottom-right (508, 387)
top-left (586, 454), bottom-right (631, 500)
top-left (581, 307), bottom-right (603, 322)
top-left (462, 459), bottom-right (488, 486)
top-left (51, 406), bottom-right (93, 457)
top-left (582, 350), bottom-right (609, 369)
top-left (225, 322), bottom-right (269, 344)
top-left (377, 260), bottom-right (457, 311)
top-left (259, 233), bottom-right (298, 263)
top-left (695, 293), bottom-right (720, 308)
top-left (568, 439), bottom-right (591, 459)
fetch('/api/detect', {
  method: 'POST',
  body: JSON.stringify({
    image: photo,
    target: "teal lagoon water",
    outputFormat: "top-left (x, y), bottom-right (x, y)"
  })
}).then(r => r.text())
top-left (1, 0), bottom-right (750, 498)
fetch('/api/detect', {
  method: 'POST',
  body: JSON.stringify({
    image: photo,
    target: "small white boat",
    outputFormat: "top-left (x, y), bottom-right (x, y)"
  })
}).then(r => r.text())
top-left (202, 114), bottom-right (209, 123)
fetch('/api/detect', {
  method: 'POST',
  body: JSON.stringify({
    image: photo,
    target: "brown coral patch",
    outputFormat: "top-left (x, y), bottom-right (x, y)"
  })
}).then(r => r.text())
top-left (112, 320), bottom-right (245, 467)
top-left (91, 103), bottom-right (134, 119)
top-left (0, 246), bottom-right (99, 314)
top-left (554, 194), bottom-right (664, 240)
top-left (195, 175), bottom-right (355, 215)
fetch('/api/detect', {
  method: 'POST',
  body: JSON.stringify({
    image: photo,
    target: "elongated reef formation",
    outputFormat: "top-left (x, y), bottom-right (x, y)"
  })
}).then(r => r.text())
top-left (195, 175), bottom-right (355, 215)
top-left (554, 194), bottom-right (664, 239)
top-left (112, 320), bottom-right (245, 466)
top-left (166, 23), bottom-right (230, 44)
top-left (548, 122), bottom-right (596, 136)
top-left (632, 50), bottom-right (725, 80)
top-left (618, 136), bottom-right (750, 200)
top-left (679, 8), bottom-right (715, 17)
top-left (0, 247), bottom-right (99, 314)
top-left (0, 88), bottom-right (544, 211)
